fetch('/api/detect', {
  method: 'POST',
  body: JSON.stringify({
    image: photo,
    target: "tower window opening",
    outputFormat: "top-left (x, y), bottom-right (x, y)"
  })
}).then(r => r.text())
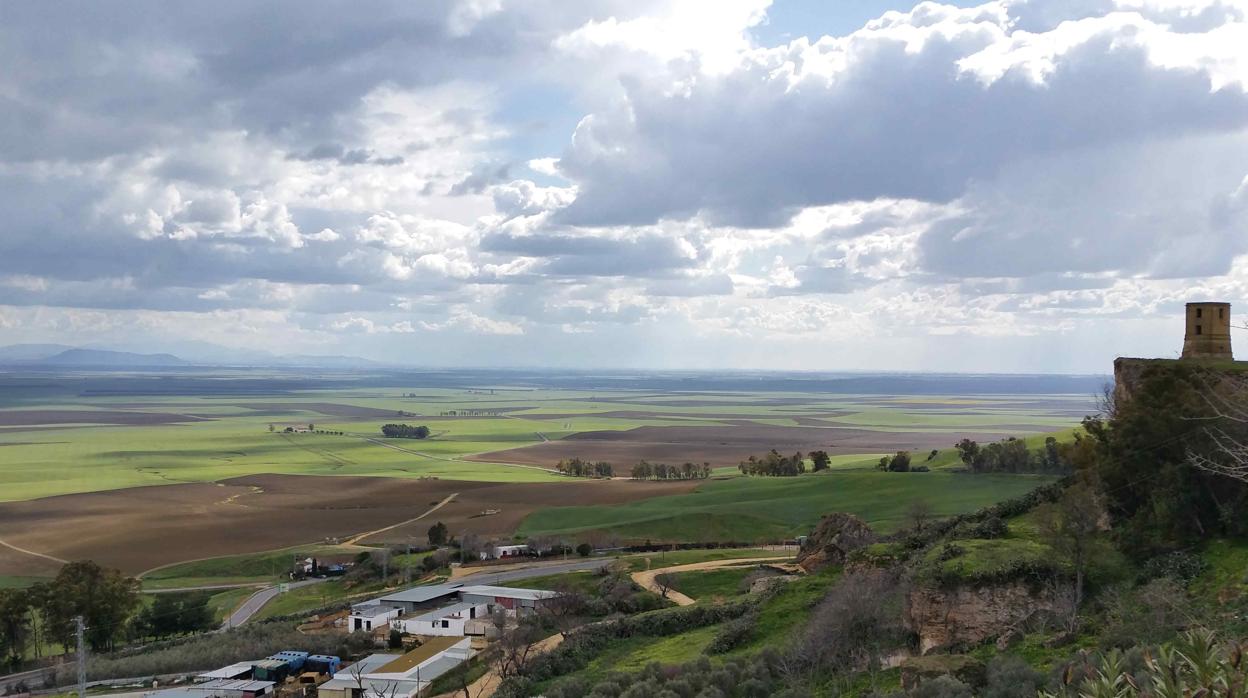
top-left (1196, 325), bottom-right (1203, 335)
top-left (1197, 308), bottom-right (1203, 318)
top-left (1220, 308), bottom-right (1225, 319)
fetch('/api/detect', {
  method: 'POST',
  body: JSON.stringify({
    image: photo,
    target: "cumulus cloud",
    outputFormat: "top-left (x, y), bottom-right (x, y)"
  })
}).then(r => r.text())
top-left (2, 0), bottom-right (1247, 370)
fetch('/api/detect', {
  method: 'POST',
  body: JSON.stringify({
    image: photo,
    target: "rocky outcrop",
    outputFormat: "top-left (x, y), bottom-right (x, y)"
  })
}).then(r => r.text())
top-left (900, 655), bottom-right (986, 691)
top-left (907, 581), bottom-right (1058, 654)
top-left (795, 512), bottom-right (876, 572)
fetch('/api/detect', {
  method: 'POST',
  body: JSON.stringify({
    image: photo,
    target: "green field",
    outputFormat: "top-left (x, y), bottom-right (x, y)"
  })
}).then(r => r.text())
top-left (663, 567), bottom-right (754, 600)
top-left (518, 472), bottom-right (1055, 542)
top-left (0, 382), bottom-right (1092, 502)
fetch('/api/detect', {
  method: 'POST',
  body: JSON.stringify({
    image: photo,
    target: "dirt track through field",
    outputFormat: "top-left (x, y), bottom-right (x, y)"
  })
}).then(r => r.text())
top-left (343, 492), bottom-right (458, 545)
top-left (630, 556), bottom-right (793, 606)
top-left (0, 474), bottom-right (700, 575)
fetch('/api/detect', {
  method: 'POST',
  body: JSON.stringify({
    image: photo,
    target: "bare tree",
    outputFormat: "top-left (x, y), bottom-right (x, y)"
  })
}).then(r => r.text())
top-left (489, 618), bottom-right (546, 680)
top-left (536, 583), bottom-right (587, 638)
top-left (1184, 369), bottom-right (1248, 483)
top-left (780, 570), bottom-right (907, 690)
top-left (654, 573), bottom-right (674, 599)
top-left (905, 499), bottom-right (935, 534)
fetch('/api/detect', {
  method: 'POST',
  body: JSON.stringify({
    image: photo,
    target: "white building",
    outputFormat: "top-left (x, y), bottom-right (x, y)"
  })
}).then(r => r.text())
top-left (481, 544), bottom-right (529, 560)
top-left (396, 601), bottom-right (490, 637)
top-left (316, 639), bottom-right (472, 698)
top-left (348, 603), bottom-right (402, 632)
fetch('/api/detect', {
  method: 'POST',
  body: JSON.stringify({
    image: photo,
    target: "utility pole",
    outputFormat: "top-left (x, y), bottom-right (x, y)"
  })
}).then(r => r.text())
top-left (75, 615), bottom-right (86, 698)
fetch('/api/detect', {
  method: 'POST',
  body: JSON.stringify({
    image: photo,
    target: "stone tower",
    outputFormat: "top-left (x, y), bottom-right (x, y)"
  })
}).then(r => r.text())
top-left (1181, 302), bottom-right (1233, 360)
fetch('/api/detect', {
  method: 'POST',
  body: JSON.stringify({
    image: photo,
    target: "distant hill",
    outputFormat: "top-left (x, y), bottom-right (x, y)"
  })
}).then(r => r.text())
top-left (39, 348), bottom-right (189, 367)
top-left (0, 343), bottom-right (76, 362)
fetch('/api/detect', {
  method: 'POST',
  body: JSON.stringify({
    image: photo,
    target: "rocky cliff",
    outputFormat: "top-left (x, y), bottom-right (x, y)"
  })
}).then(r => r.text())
top-left (906, 580), bottom-right (1058, 654)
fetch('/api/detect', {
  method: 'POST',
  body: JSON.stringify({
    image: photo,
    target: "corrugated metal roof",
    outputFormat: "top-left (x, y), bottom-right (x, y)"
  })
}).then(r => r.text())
top-left (456, 585), bottom-right (558, 601)
top-left (377, 583), bottom-right (462, 604)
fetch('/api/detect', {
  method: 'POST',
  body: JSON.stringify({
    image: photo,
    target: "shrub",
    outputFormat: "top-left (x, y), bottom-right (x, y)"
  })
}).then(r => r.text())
top-left (912, 676), bottom-right (973, 698)
top-left (982, 656), bottom-right (1044, 698)
top-left (706, 612), bottom-right (755, 654)
top-left (1140, 550), bottom-right (1207, 585)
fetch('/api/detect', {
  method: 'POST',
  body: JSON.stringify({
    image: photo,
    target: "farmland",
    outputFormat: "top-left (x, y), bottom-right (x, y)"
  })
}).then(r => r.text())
top-left (0, 369), bottom-right (1099, 582)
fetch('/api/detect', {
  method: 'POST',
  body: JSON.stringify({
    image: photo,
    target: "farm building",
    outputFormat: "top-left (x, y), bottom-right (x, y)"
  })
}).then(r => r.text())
top-left (396, 601), bottom-right (490, 637)
top-left (317, 638), bottom-right (472, 698)
top-left (393, 585), bottom-right (558, 637)
top-left (368, 583), bottom-right (464, 614)
top-left (457, 585), bottom-right (558, 614)
top-left (146, 679), bottom-right (274, 698)
top-left (195, 663), bottom-right (255, 682)
top-left (348, 603), bottom-right (402, 632)
top-left (481, 544), bottom-right (529, 560)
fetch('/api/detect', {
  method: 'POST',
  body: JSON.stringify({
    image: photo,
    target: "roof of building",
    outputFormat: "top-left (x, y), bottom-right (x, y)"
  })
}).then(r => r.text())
top-left (410, 601), bottom-right (478, 623)
top-left (351, 603), bottom-right (402, 618)
top-left (196, 662), bottom-right (257, 680)
top-left (377, 583), bottom-right (463, 604)
top-left (456, 585), bottom-right (558, 601)
top-left (197, 680), bottom-right (274, 692)
top-left (251, 660), bottom-right (286, 670)
top-left (374, 637), bottom-right (464, 675)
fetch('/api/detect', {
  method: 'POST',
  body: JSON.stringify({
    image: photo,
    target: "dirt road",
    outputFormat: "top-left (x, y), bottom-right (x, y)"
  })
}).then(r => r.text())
top-left (431, 633), bottom-right (564, 698)
top-left (630, 556), bottom-right (793, 606)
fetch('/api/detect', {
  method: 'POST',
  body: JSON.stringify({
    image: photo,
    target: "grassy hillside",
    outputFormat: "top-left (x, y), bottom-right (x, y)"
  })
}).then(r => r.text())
top-left (518, 471), bottom-right (1053, 542)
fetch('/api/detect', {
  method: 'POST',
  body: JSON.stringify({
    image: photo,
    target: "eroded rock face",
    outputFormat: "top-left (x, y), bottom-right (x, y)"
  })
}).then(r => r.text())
top-left (795, 512), bottom-right (876, 572)
top-left (907, 581), bottom-right (1058, 654)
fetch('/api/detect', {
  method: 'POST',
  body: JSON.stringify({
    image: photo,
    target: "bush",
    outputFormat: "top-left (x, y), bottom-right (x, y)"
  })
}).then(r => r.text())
top-left (1140, 550), bottom-right (1207, 585)
top-left (982, 656), bottom-right (1044, 698)
top-left (911, 676), bottom-right (972, 698)
top-left (706, 612), bottom-right (755, 654)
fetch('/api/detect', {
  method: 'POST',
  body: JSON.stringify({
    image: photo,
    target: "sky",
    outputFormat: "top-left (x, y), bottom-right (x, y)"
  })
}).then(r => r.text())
top-left (1, 0), bottom-right (1247, 373)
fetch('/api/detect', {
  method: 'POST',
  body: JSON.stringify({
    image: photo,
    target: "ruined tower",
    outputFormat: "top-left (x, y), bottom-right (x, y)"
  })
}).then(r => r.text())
top-left (1181, 302), bottom-right (1233, 360)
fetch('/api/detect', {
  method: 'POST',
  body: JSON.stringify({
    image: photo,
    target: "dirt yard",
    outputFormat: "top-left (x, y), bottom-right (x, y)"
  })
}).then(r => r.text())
top-left (0, 474), bottom-right (699, 575)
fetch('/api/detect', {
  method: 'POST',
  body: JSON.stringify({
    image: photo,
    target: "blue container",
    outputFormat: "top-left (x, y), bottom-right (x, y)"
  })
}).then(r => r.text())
top-left (270, 651), bottom-right (309, 672)
top-left (306, 655), bottom-right (341, 676)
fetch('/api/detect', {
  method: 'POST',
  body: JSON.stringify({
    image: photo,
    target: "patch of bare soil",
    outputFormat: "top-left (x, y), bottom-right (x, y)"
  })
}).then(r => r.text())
top-left (0, 474), bottom-right (697, 575)
top-left (0, 410), bottom-right (210, 426)
top-left (465, 425), bottom-right (1031, 469)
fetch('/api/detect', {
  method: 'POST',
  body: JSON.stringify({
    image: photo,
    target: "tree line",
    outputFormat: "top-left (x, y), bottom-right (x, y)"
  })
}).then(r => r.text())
top-left (380, 423), bottom-right (430, 439)
top-left (955, 435), bottom-right (1072, 474)
top-left (630, 460), bottom-right (712, 480)
top-left (555, 458), bottom-right (614, 478)
top-left (737, 449), bottom-right (832, 477)
top-left (0, 561), bottom-right (143, 668)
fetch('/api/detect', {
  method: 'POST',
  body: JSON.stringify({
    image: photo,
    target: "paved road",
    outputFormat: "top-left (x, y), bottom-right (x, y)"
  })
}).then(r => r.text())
top-left (220, 577), bottom-right (327, 630)
top-left (454, 558), bottom-right (610, 585)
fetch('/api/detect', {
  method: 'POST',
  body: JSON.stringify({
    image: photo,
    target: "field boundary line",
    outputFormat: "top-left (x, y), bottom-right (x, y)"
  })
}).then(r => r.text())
top-left (0, 536), bottom-right (68, 565)
top-left (344, 492), bottom-right (459, 546)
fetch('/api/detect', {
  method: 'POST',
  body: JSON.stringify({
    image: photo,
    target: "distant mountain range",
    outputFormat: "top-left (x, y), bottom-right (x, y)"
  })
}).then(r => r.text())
top-left (0, 343), bottom-right (383, 369)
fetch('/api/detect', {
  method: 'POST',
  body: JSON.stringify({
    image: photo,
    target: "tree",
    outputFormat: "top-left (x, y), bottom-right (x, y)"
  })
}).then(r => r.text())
top-left (809, 450), bottom-right (831, 471)
top-left (308, 423), bottom-right (315, 431)
top-left (1035, 482), bottom-right (1105, 626)
top-left (888, 451), bottom-right (911, 472)
top-left (575, 543), bottom-right (593, 557)
top-left (428, 521), bottom-right (449, 547)
top-left (955, 438), bottom-right (980, 467)
top-left (39, 561), bottom-right (140, 652)
top-left (906, 499), bottom-right (934, 533)
top-left (0, 588), bottom-right (31, 667)
top-left (380, 423), bottom-right (430, 439)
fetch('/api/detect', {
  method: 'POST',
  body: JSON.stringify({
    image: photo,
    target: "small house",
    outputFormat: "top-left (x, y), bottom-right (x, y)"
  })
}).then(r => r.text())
top-left (348, 603), bottom-right (402, 632)
top-left (316, 639), bottom-right (472, 698)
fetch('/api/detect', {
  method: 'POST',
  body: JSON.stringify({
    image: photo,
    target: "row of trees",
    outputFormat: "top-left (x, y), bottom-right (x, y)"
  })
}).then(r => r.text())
top-left (380, 423), bottom-right (430, 439)
top-left (629, 460), bottom-right (712, 480)
top-left (955, 435), bottom-right (1072, 474)
top-left (554, 458), bottom-right (614, 478)
top-left (0, 561), bottom-right (141, 668)
top-left (738, 450), bottom-right (807, 477)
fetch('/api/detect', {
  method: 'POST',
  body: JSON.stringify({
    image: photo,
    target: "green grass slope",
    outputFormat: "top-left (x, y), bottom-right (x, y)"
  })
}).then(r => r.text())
top-left (518, 471), bottom-right (1053, 542)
